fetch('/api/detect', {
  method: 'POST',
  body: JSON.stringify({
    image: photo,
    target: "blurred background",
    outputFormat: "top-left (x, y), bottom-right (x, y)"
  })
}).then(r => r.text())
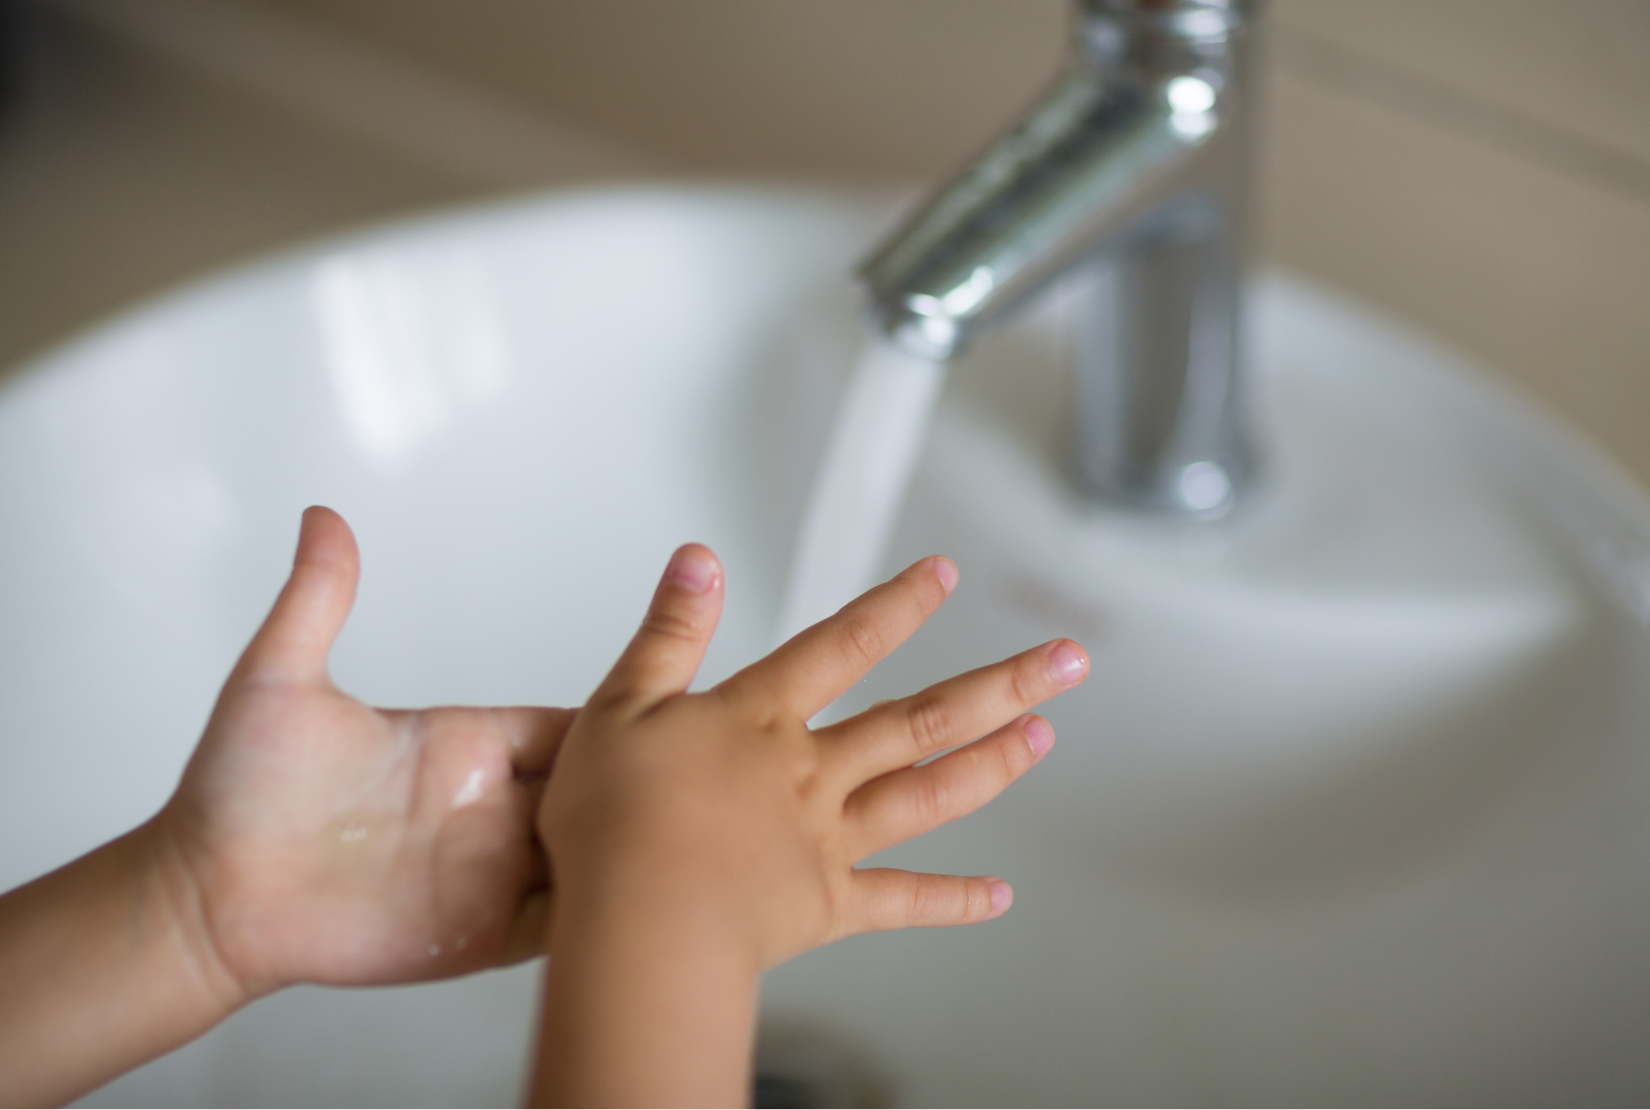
top-left (0, 0), bottom-right (1647, 484)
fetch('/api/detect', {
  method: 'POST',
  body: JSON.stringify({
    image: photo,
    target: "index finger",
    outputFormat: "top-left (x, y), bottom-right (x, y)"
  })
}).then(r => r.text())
top-left (721, 556), bottom-right (957, 720)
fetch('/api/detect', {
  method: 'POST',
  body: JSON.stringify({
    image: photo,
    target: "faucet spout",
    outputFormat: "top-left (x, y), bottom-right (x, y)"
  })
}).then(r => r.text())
top-left (860, 0), bottom-right (1259, 515)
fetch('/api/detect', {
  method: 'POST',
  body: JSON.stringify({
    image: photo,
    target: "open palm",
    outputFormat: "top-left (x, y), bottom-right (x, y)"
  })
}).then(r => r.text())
top-left (153, 508), bottom-right (569, 1000)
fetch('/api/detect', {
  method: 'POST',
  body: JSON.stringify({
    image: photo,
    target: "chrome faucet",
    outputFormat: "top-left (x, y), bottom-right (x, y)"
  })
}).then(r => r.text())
top-left (860, 0), bottom-right (1259, 516)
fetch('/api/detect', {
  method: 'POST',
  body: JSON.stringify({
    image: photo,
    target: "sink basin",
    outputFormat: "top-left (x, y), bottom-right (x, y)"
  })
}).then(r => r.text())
top-left (2, 185), bottom-right (1648, 1106)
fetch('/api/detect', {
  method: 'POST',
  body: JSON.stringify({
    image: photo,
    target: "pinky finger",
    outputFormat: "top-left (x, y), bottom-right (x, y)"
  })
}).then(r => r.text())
top-left (847, 869), bottom-right (1013, 935)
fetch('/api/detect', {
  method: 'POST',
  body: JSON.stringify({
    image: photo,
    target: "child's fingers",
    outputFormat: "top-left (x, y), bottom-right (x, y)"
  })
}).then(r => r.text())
top-left (499, 888), bottom-right (551, 965)
top-left (586, 545), bottom-right (724, 712)
top-left (724, 556), bottom-right (956, 719)
top-left (846, 868), bottom-right (1012, 934)
top-left (508, 778), bottom-right (552, 884)
top-left (821, 639), bottom-right (1086, 785)
top-left (844, 714), bottom-right (1053, 859)
top-left (234, 506), bottom-right (360, 685)
top-left (492, 706), bottom-right (579, 775)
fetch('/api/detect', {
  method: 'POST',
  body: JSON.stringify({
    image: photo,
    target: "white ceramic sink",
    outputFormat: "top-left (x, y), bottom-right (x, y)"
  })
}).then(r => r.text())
top-left (3, 185), bottom-right (1649, 1106)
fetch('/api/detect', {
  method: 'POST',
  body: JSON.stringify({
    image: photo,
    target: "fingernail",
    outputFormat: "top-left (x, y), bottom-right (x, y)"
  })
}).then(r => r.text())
top-left (1023, 715), bottom-right (1055, 760)
top-left (1048, 641), bottom-right (1089, 686)
top-left (988, 879), bottom-right (1013, 916)
top-left (667, 546), bottom-right (719, 594)
top-left (932, 557), bottom-right (959, 596)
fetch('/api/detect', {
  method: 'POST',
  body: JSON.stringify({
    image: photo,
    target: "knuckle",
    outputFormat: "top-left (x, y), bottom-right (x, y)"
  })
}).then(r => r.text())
top-left (640, 605), bottom-right (702, 645)
top-left (905, 695), bottom-right (951, 755)
top-left (721, 683), bottom-right (789, 740)
top-left (908, 873), bottom-right (945, 920)
top-left (1005, 658), bottom-right (1040, 708)
top-left (993, 733), bottom-right (1028, 780)
top-left (910, 772), bottom-right (952, 826)
top-left (837, 612), bottom-right (887, 669)
top-left (907, 873), bottom-right (972, 924)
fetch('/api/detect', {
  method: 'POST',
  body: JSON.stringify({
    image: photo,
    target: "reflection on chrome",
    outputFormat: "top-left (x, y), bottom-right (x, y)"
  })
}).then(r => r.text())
top-left (860, 0), bottom-right (1259, 516)
top-left (1166, 74), bottom-right (1217, 113)
top-left (312, 252), bottom-right (512, 469)
top-left (1176, 459), bottom-right (1231, 511)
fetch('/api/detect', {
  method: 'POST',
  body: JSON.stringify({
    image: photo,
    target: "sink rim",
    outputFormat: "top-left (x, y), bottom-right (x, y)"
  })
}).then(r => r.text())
top-left (2, 181), bottom-right (1649, 1105)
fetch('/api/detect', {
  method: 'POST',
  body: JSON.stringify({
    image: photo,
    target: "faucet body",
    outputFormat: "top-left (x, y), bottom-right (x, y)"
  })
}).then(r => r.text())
top-left (860, 0), bottom-right (1258, 515)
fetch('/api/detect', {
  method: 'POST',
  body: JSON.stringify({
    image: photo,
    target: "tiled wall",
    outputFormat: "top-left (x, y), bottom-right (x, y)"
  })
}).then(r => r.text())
top-left (2, 0), bottom-right (1645, 484)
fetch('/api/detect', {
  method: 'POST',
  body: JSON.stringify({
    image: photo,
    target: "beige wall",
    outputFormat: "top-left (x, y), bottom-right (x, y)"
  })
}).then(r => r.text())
top-left (263, 0), bottom-right (1072, 179)
top-left (2, 0), bottom-right (1646, 484)
top-left (1264, 1), bottom-right (1650, 489)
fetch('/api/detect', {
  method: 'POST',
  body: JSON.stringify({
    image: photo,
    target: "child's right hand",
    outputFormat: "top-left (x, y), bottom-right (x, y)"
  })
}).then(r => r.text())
top-left (533, 544), bottom-right (1087, 1105)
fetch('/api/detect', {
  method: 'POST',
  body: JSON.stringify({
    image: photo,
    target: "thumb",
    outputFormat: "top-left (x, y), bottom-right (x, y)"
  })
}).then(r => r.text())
top-left (587, 544), bottom-right (724, 712)
top-left (235, 506), bottom-right (360, 685)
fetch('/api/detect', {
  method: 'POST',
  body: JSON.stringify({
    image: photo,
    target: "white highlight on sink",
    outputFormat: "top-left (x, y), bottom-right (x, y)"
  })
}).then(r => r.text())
top-left (312, 252), bottom-right (513, 470)
top-left (774, 338), bottom-right (946, 644)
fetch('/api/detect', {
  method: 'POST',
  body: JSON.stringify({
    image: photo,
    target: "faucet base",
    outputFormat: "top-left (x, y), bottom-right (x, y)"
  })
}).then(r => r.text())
top-left (1073, 215), bottom-right (1252, 517)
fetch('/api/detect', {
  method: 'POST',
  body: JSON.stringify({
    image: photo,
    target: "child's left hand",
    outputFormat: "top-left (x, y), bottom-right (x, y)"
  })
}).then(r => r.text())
top-left (153, 506), bottom-right (569, 1001)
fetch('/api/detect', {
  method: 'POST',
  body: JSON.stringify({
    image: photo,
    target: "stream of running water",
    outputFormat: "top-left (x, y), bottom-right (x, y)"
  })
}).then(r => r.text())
top-left (774, 337), bottom-right (947, 646)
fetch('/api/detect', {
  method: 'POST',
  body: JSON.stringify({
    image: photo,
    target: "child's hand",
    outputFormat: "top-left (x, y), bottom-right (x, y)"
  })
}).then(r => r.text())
top-left (1, 506), bottom-right (571, 1105)
top-left (153, 507), bottom-right (569, 1001)
top-left (533, 544), bottom-right (1087, 1104)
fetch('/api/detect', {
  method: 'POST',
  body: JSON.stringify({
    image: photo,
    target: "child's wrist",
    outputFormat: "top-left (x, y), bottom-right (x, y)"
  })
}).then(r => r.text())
top-left (0, 820), bottom-right (254, 1104)
top-left (548, 840), bottom-right (771, 968)
top-left (537, 874), bottom-right (762, 1107)
top-left (135, 815), bottom-right (259, 1019)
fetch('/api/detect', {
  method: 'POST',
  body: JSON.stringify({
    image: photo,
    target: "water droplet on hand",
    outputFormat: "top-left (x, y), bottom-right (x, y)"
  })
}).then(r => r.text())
top-left (451, 767), bottom-right (487, 809)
